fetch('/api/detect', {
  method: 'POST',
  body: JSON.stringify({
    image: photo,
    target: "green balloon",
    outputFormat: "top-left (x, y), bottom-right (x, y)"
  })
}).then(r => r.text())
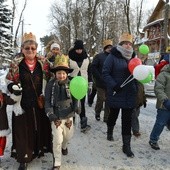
top-left (139, 44), bottom-right (150, 55)
top-left (139, 72), bottom-right (153, 84)
top-left (69, 76), bottom-right (88, 100)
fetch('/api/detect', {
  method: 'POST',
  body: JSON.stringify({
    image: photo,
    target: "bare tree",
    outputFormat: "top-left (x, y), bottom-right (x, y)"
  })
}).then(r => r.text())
top-left (11, 0), bottom-right (27, 49)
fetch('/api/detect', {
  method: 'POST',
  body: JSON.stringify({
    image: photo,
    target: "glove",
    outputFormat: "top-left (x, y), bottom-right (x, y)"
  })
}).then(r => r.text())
top-left (163, 99), bottom-right (170, 111)
top-left (54, 119), bottom-right (62, 128)
top-left (88, 82), bottom-right (93, 94)
top-left (12, 84), bottom-right (22, 95)
top-left (113, 84), bottom-right (122, 93)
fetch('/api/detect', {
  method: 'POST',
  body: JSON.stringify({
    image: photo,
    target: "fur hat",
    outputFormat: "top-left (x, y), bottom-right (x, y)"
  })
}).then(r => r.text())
top-left (74, 40), bottom-right (84, 49)
top-left (119, 33), bottom-right (133, 44)
top-left (50, 54), bottom-right (73, 73)
top-left (103, 39), bottom-right (113, 50)
top-left (22, 32), bottom-right (36, 44)
top-left (50, 43), bottom-right (60, 50)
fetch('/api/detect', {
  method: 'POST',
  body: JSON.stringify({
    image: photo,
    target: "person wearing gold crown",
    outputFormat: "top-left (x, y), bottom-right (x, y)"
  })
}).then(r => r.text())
top-left (102, 33), bottom-right (138, 158)
top-left (6, 32), bottom-right (52, 170)
top-left (45, 56), bottom-right (78, 170)
top-left (91, 39), bottom-right (113, 122)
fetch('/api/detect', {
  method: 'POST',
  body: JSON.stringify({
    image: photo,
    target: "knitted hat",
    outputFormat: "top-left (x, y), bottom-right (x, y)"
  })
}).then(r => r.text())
top-left (119, 33), bottom-right (133, 44)
top-left (50, 43), bottom-right (60, 50)
top-left (50, 54), bottom-right (73, 73)
top-left (74, 40), bottom-right (84, 49)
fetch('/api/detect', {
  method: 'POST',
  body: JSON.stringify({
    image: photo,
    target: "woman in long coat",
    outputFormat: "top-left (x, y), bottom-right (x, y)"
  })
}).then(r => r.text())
top-left (6, 32), bottom-right (52, 170)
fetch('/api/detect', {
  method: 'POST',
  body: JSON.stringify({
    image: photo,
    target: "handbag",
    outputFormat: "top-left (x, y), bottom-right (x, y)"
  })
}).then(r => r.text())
top-left (30, 74), bottom-right (45, 109)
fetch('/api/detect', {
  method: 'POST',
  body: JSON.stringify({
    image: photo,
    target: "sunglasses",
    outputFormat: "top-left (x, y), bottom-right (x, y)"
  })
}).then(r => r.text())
top-left (24, 47), bottom-right (37, 51)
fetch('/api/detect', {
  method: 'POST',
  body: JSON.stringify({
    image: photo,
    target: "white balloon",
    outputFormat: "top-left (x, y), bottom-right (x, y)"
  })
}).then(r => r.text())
top-left (133, 65), bottom-right (150, 80)
top-left (144, 65), bottom-right (155, 79)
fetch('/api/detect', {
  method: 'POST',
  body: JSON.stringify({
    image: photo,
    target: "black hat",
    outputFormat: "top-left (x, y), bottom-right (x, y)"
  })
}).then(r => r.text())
top-left (50, 55), bottom-right (73, 73)
top-left (74, 40), bottom-right (84, 49)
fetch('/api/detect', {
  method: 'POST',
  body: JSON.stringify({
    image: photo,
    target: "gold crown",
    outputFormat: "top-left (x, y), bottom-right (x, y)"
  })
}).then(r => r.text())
top-left (103, 39), bottom-right (113, 48)
top-left (54, 54), bottom-right (69, 68)
top-left (22, 32), bottom-right (36, 44)
top-left (119, 33), bottom-right (133, 44)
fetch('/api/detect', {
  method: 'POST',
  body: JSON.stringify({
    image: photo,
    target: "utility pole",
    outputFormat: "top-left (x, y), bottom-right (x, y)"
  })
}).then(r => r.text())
top-left (163, 0), bottom-right (169, 52)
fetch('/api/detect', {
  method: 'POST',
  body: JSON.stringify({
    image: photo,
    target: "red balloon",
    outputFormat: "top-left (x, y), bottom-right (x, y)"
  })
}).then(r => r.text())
top-left (128, 58), bottom-right (142, 74)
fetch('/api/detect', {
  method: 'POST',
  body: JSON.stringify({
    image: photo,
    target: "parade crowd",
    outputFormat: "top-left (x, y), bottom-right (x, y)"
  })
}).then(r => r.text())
top-left (0, 31), bottom-right (170, 170)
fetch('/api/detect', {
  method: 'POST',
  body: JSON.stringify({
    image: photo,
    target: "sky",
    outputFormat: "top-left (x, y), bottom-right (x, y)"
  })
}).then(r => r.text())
top-left (6, 0), bottom-right (160, 51)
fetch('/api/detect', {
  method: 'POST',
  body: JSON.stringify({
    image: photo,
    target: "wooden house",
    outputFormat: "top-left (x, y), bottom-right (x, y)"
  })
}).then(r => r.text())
top-left (135, 0), bottom-right (170, 64)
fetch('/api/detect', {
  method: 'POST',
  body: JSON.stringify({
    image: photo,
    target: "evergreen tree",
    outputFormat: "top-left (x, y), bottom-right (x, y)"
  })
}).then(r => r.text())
top-left (0, 0), bottom-right (13, 60)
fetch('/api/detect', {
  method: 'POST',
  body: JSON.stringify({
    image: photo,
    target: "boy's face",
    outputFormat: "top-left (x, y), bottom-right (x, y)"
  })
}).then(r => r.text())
top-left (55, 70), bottom-right (67, 81)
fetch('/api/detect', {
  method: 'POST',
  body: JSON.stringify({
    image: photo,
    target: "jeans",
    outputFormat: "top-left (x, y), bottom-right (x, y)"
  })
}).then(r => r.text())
top-left (150, 109), bottom-right (170, 143)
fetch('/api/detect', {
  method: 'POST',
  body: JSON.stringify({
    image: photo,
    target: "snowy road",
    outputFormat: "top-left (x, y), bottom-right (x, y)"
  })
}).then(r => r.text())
top-left (1, 95), bottom-right (170, 170)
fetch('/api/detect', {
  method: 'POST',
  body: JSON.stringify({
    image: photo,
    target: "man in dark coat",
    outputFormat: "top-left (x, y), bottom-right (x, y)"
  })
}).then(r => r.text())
top-left (91, 39), bottom-right (113, 122)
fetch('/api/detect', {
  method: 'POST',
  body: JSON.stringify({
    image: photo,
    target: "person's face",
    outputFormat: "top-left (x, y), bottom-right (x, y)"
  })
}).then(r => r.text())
top-left (22, 42), bottom-right (37, 60)
top-left (55, 70), bottom-right (67, 81)
top-left (75, 49), bottom-right (83, 54)
top-left (51, 47), bottom-right (60, 55)
top-left (105, 46), bottom-right (112, 53)
top-left (121, 41), bottom-right (133, 50)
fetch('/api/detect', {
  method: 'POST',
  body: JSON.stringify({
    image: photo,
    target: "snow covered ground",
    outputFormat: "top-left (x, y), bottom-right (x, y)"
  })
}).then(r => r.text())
top-left (1, 95), bottom-right (170, 170)
top-left (1, 69), bottom-right (170, 170)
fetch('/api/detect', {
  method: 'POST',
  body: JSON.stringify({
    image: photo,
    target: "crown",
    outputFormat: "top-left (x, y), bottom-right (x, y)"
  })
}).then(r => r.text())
top-left (119, 33), bottom-right (133, 44)
top-left (54, 54), bottom-right (69, 68)
top-left (103, 39), bottom-right (113, 48)
top-left (22, 32), bottom-right (36, 44)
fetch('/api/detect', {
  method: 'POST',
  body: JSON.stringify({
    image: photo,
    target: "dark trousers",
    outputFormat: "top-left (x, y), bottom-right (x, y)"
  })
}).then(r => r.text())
top-left (107, 108), bottom-right (133, 136)
top-left (79, 96), bottom-right (86, 120)
top-left (95, 88), bottom-right (109, 121)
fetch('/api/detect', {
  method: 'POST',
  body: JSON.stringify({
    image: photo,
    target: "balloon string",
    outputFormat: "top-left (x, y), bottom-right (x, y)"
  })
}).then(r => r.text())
top-left (120, 75), bottom-right (133, 87)
top-left (121, 77), bottom-right (134, 87)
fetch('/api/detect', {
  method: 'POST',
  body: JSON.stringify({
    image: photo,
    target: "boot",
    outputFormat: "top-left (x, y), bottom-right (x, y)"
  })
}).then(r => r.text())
top-left (122, 135), bottom-right (134, 158)
top-left (107, 126), bottom-right (114, 141)
top-left (80, 117), bottom-right (91, 133)
top-left (0, 137), bottom-right (6, 157)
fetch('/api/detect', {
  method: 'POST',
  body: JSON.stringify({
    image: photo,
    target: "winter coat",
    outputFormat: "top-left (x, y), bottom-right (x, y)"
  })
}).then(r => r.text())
top-left (154, 64), bottom-right (170, 109)
top-left (68, 48), bottom-right (89, 80)
top-left (91, 51), bottom-right (110, 89)
top-left (102, 47), bottom-right (138, 108)
top-left (45, 78), bottom-right (75, 121)
top-left (0, 93), bottom-right (15, 137)
top-left (6, 56), bottom-right (52, 163)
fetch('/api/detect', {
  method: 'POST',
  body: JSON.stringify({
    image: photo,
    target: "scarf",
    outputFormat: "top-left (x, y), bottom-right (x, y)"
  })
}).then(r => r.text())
top-left (116, 45), bottom-right (133, 60)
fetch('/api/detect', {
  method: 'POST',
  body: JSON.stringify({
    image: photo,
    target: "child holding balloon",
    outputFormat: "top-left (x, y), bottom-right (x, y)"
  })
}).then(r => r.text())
top-left (45, 55), bottom-right (78, 170)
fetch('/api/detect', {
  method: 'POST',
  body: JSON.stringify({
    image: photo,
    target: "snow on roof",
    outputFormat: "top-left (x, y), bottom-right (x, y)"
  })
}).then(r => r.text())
top-left (144, 18), bottom-right (164, 29)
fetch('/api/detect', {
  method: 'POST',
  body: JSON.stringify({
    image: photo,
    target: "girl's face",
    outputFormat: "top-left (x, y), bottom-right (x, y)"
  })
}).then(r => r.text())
top-left (122, 41), bottom-right (133, 50)
top-left (55, 70), bottom-right (67, 81)
top-left (22, 42), bottom-right (37, 61)
top-left (75, 49), bottom-right (83, 54)
top-left (51, 47), bottom-right (60, 55)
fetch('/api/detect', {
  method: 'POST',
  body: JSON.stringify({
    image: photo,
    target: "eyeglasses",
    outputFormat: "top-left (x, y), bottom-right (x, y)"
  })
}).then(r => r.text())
top-left (24, 47), bottom-right (37, 51)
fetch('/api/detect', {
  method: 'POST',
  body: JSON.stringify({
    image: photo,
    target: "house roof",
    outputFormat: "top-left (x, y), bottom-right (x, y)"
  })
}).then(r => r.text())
top-left (147, 0), bottom-right (166, 24)
top-left (144, 18), bottom-right (164, 30)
